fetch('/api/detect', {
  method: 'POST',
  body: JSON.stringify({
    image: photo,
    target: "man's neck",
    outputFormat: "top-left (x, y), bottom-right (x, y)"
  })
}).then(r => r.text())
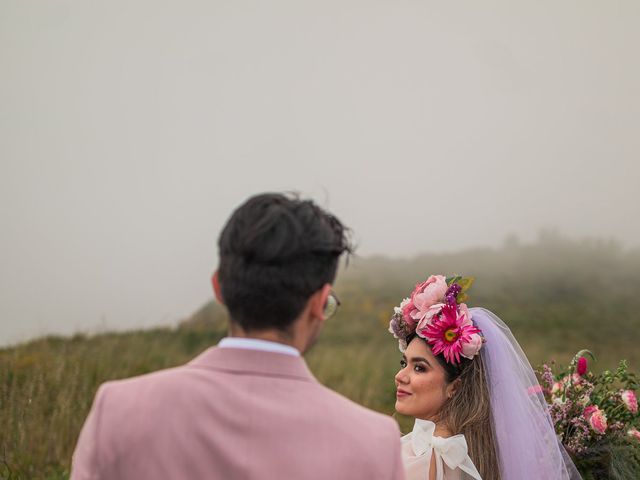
top-left (229, 325), bottom-right (297, 348)
top-left (228, 312), bottom-right (322, 354)
top-left (218, 337), bottom-right (300, 356)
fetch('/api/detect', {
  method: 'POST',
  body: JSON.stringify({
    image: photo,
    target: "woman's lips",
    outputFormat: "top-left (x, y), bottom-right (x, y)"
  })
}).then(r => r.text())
top-left (396, 388), bottom-right (412, 398)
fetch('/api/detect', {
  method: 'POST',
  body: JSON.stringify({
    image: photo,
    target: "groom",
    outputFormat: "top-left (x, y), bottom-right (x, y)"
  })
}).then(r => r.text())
top-left (71, 192), bottom-right (404, 480)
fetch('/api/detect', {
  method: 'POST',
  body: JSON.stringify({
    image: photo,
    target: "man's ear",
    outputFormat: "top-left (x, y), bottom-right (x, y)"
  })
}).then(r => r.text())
top-left (309, 283), bottom-right (332, 321)
top-left (212, 270), bottom-right (224, 304)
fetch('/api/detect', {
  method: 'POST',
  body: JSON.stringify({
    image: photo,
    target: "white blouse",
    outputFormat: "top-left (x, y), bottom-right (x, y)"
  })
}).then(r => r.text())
top-left (401, 419), bottom-right (482, 480)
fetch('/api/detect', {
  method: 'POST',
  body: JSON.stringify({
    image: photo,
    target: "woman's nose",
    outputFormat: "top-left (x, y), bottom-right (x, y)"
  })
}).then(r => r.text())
top-left (395, 369), bottom-right (408, 384)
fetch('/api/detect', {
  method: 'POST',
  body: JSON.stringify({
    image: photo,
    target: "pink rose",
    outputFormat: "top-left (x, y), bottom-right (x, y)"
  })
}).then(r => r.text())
top-left (551, 382), bottom-right (563, 395)
top-left (590, 410), bottom-right (607, 434)
top-left (583, 405), bottom-right (598, 419)
top-left (461, 333), bottom-right (483, 359)
top-left (399, 298), bottom-right (417, 329)
top-left (585, 406), bottom-right (607, 434)
top-left (415, 303), bottom-right (445, 330)
top-left (621, 390), bottom-right (638, 414)
top-left (411, 275), bottom-right (448, 314)
top-left (628, 428), bottom-right (640, 441)
top-left (410, 276), bottom-right (439, 300)
top-left (458, 303), bottom-right (472, 326)
top-left (410, 280), bottom-right (426, 296)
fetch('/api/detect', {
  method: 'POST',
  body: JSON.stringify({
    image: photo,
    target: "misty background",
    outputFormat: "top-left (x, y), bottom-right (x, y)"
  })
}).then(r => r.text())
top-left (1, 1), bottom-right (639, 346)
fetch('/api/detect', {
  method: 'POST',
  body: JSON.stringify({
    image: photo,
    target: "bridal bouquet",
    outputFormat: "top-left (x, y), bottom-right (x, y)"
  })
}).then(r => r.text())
top-left (539, 351), bottom-right (640, 479)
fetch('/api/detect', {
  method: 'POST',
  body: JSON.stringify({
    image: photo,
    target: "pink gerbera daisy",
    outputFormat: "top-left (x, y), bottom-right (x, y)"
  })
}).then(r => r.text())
top-left (418, 304), bottom-right (480, 364)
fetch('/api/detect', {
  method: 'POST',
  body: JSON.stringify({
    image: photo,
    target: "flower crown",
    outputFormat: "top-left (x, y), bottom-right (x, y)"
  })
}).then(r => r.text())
top-left (388, 275), bottom-right (484, 365)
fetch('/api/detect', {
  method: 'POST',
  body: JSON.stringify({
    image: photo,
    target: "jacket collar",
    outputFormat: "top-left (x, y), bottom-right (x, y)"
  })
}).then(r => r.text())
top-left (188, 346), bottom-right (316, 382)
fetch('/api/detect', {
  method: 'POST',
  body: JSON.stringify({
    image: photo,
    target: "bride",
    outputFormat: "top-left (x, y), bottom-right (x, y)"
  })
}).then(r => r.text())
top-left (388, 275), bottom-right (582, 480)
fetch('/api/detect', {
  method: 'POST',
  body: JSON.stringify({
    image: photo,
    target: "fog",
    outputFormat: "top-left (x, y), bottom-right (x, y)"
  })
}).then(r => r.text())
top-left (1, 1), bottom-right (639, 345)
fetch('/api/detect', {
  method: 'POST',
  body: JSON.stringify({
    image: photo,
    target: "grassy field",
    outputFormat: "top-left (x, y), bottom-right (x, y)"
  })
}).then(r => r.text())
top-left (2, 236), bottom-right (639, 478)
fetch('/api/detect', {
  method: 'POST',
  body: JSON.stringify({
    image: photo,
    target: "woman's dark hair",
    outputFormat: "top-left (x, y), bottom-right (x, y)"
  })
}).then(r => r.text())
top-left (217, 192), bottom-right (353, 332)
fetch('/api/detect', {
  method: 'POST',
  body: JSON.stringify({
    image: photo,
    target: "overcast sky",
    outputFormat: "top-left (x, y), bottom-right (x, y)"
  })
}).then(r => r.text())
top-left (1, 1), bottom-right (639, 345)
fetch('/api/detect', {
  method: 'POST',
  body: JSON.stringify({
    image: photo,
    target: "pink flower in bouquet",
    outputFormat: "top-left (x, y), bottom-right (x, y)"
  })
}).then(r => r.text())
top-left (571, 374), bottom-right (585, 392)
top-left (621, 390), bottom-right (638, 414)
top-left (628, 428), bottom-right (640, 441)
top-left (584, 406), bottom-right (607, 434)
top-left (561, 373), bottom-right (583, 389)
top-left (577, 357), bottom-right (588, 376)
top-left (419, 303), bottom-right (481, 364)
top-left (583, 405), bottom-right (598, 419)
top-left (411, 275), bottom-right (447, 318)
top-left (551, 382), bottom-right (563, 395)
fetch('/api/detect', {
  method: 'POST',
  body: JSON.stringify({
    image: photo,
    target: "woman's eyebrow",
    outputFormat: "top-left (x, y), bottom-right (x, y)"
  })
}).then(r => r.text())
top-left (410, 356), bottom-right (431, 367)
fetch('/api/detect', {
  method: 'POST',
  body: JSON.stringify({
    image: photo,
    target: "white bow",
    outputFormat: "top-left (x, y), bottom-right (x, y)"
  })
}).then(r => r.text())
top-left (410, 419), bottom-right (482, 480)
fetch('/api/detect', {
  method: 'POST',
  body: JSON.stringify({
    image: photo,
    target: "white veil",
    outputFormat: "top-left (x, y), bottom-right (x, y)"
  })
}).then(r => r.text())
top-left (470, 307), bottom-right (582, 479)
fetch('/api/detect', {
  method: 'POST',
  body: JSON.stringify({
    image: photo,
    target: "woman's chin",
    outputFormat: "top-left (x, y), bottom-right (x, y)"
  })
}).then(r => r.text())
top-left (394, 401), bottom-right (409, 416)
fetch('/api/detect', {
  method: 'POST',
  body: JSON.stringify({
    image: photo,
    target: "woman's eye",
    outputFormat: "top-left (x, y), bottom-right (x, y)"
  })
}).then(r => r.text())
top-left (400, 359), bottom-right (407, 368)
top-left (414, 365), bottom-right (426, 373)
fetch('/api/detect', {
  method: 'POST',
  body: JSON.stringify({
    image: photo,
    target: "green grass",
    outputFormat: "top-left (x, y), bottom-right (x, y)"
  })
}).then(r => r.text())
top-left (0, 329), bottom-right (224, 479)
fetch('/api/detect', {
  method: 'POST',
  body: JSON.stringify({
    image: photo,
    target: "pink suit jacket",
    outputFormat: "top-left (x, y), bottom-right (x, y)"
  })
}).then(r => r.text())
top-left (71, 346), bottom-right (405, 480)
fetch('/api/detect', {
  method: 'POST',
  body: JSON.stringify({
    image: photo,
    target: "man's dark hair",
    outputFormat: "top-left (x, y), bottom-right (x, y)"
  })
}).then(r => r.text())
top-left (217, 192), bottom-right (353, 332)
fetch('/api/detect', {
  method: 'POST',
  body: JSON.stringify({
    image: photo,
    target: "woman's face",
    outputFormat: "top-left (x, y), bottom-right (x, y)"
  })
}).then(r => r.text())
top-left (394, 337), bottom-right (455, 420)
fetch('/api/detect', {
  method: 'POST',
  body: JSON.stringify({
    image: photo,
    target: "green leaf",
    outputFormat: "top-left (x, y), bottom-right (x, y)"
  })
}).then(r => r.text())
top-left (457, 293), bottom-right (469, 304)
top-left (446, 275), bottom-right (462, 286)
top-left (457, 276), bottom-right (475, 294)
top-left (455, 277), bottom-right (475, 303)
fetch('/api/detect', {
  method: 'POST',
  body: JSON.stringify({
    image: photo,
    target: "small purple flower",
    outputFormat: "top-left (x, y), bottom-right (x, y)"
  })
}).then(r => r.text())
top-left (541, 364), bottom-right (555, 389)
top-left (388, 312), bottom-right (407, 340)
top-left (445, 283), bottom-right (462, 298)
